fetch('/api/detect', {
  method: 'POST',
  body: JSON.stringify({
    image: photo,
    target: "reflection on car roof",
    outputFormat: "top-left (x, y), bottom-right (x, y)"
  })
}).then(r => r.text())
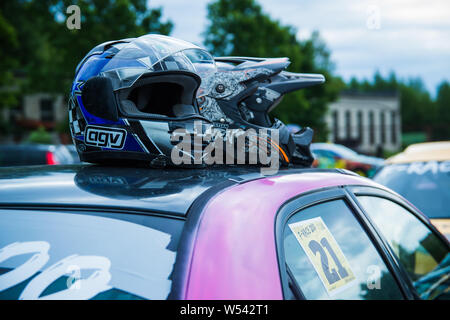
top-left (0, 165), bottom-right (358, 217)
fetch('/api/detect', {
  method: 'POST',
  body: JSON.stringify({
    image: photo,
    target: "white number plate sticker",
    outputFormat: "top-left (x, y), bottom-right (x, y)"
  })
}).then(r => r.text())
top-left (289, 217), bottom-right (356, 295)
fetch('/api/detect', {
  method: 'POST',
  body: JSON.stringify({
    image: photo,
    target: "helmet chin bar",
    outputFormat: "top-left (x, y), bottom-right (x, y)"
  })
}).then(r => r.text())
top-left (197, 56), bottom-right (322, 167)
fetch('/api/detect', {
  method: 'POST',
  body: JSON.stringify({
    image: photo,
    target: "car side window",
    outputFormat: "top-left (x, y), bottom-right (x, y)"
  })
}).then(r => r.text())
top-left (0, 210), bottom-right (181, 300)
top-left (283, 199), bottom-right (403, 300)
top-left (357, 196), bottom-right (450, 300)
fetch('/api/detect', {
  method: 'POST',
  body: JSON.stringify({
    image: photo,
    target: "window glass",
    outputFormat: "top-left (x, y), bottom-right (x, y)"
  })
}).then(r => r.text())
top-left (391, 111), bottom-right (397, 144)
top-left (345, 110), bottom-right (351, 139)
top-left (357, 111), bottom-right (363, 142)
top-left (0, 210), bottom-right (182, 300)
top-left (380, 111), bottom-right (386, 144)
top-left (40, 98), bottom-right (54, 122)
top-left (357, 196), bottom-right (450, 300)
top-left (283, 200), bottom-right (403, 300)
top-left (332, 110), bottom-right (338, 141)
top-left (369, 111), bottom-right (375, 144)
top-left (373, 161), bottom-right (450, 219)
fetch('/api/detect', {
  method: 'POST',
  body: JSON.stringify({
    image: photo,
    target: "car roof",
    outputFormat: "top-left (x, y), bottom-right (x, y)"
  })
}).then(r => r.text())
top-left (386, 141), bottom-right (450, 164)
top-left (311, 143), bottom-right (356, 153)
top-left (0, 164), bottom-right (361, 217)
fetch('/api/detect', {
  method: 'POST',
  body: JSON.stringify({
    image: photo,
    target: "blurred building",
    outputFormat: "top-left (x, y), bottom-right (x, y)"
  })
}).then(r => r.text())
top-left (1, 94), bottom-right (66, 143)
top-left (325, 91), bottom-right (401, 155)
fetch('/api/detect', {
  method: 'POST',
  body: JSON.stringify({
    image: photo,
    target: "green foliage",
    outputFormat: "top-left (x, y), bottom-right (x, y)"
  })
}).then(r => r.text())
top-left (27, 126), bottom-right (53, 144)
top-left (0, 0), bottom-right (173, 96)
top-left (204, 0), bottom-right (344, 141)
top-left (56, 116), bottom-right (70, 134)
top-left (0, 7), bottom-right (19, 118)
top-left (435, 81), bottom-right (450, 140)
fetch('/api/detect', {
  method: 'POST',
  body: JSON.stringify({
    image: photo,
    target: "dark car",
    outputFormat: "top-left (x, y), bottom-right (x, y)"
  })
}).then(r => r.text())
top-left (0, 144), bottom-right (74, 167)
top-left (0, 165), bottom-right (448, 300)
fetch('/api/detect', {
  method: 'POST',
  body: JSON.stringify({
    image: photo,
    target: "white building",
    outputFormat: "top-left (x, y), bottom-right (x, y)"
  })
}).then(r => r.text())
top-left (325, 91), bottom-right (401, 154)
top-left (1, 93), bottom-right (66, 143)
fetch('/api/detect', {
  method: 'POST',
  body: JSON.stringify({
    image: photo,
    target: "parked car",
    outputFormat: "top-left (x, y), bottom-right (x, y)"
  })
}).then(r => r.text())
top-left (66, 144), bottom-right (82, 163)
top-left (0, 164), bottom-right (448, 300)
top-left (0, 144), bottom-right (74, 167)
top-left (373, 141), bottom-right (450, 239)
top-left (311, 143), bottom-right (384, 177)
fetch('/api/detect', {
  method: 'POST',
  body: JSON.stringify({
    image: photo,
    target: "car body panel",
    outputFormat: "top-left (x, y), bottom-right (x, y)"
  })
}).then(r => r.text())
top-left (0, 165), bottom-right (264, 216)
top-left (185, 172), bottom-right (379, 299)
top-left (386, 141), bottom-right (450, 164)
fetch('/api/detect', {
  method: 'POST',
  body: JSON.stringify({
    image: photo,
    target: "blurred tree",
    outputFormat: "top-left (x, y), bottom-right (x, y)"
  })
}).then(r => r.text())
top-left (0, 7), bottom-right (19, 129)
top-left (27, 126), bottom-right (53, 144)
top-left (203, 0), bottom-right (344, 141)
top-left (1, 0), bottom-right (173, 95)
top-left (399, 78), bottom-right (436, 136)
top-left (435, 81), bottom-right (450, 140)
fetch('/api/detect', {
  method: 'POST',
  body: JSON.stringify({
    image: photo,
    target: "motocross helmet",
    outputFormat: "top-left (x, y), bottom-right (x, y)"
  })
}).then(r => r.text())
top-left (69, 34), bottom-right (217, 166)
top-left (199, 56), bottom-right (325, 166)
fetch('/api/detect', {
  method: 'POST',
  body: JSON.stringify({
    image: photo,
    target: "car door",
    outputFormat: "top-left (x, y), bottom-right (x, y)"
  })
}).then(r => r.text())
top-left (348, 186), bottom-right (450, 300)
top-left (275, 188), bottom-right (411, 300)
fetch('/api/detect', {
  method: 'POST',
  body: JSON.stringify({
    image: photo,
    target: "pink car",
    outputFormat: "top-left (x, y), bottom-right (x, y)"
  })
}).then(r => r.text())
top-left (0, 165), bottom-right (448, 300)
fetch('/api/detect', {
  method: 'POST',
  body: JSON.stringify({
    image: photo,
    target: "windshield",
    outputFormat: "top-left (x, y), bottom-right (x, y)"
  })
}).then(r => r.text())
top-left (374, 161), bottom-right (450, 218)
top-left (100, 34), bottom-right (217, 93)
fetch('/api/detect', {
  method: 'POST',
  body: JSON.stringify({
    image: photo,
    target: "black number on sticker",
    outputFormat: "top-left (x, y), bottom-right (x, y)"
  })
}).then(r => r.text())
top-left (320, 237), bottom-right (348, 279)
top-left (308, 237), bottom-right (348, 285)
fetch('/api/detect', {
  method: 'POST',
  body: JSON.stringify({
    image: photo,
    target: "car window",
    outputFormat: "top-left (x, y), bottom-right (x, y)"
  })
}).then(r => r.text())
top-left (373, 161), bottom-right (450, 219)
top-left (332, 145), bottom-right (358, 159)
top-left (283, 199), bottom-right (403, 300)
top-left (357, 196), bottom-right (450, 300)
top-left (0, 210), bottom-right (182, 300)
top-left (322, 150), bottom-right (337, 158)
top-left (313, 150), bottom-right (335, 159)
top-left (312, 150), bottom-right (324, 157)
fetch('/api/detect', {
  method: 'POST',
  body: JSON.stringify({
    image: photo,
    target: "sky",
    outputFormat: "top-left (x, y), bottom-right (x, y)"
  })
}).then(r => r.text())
top-left (149, 0), bottom-right (450, 96)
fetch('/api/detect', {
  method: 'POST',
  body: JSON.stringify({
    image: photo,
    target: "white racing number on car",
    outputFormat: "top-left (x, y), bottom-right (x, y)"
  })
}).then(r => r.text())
top-left (0, 211), bottom-right (177, 300)
top-left (392, 160), bottom-right (450, 175)
top-left (0, 241), bottom-right (112, 300)
top-left (0, 241), bottom-right (50, 292)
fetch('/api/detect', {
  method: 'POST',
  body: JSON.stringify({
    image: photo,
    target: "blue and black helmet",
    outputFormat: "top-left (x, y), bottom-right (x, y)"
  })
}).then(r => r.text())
top-left (70, 34), bottom-right (321, 168)
top-left (69, 34), bottom-right (217, 166)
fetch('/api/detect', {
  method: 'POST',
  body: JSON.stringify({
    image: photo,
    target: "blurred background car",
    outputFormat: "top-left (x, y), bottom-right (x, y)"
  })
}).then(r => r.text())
top-left (66, 144), bottom-right (82, 163)
top-left (0, 144), bottom-right (74, 167)
top-left (373, 141), bottom-right (450, 239)
top-left (311, 143), bottom-right (384, 177)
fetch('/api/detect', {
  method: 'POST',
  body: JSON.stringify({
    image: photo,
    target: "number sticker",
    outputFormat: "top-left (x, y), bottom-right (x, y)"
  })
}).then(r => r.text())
top-left (289, 217), bottom-right (356, 295)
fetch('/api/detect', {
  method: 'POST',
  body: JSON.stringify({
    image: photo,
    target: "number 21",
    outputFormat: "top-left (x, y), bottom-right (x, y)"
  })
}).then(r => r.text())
top-left (308, 237), bottom-right (348, 285)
